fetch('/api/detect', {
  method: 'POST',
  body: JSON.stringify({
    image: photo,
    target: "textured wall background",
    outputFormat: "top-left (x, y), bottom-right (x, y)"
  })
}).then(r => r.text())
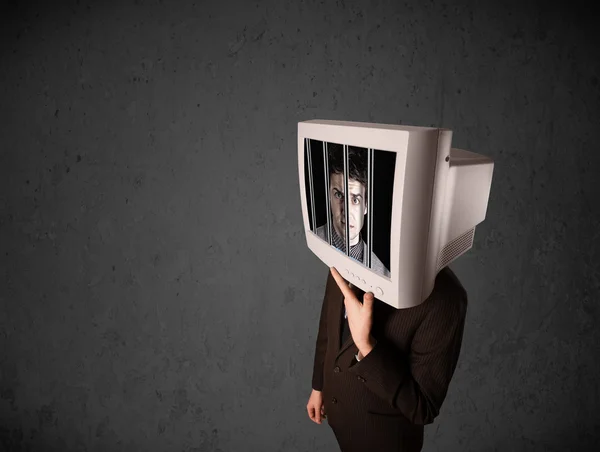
top-left (1, 0), bottom-right (599, 451)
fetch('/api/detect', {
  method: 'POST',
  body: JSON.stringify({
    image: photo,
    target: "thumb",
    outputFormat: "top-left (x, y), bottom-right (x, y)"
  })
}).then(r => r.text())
top-left (363, 292), bottom-right (375, 310)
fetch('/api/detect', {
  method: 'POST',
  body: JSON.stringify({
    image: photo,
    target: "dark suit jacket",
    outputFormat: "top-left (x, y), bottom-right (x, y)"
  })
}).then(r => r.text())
top-left (311, 267), bottom-right (468, 452)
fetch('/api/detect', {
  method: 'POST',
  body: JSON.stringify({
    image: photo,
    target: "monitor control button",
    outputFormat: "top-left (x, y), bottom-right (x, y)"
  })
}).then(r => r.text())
top-left (375, 287), bottom-right (383, 296)
top-left (344, 269), bottom-right (349, 275)
top-left (361, 279), bottom-right (366, 284)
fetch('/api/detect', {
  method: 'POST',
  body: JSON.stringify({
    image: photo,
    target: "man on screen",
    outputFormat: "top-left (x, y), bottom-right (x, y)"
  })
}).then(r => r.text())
top-left (315, 144), bottom-right (390, 278)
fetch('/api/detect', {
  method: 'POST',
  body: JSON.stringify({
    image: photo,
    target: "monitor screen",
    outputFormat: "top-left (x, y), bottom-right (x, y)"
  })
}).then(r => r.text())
top-left (303, 139), bottom-right (396, 279)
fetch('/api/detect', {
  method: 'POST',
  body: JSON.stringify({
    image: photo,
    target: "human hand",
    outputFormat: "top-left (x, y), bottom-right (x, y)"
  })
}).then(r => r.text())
top-left (307, 389), bottom-right (326, 424)
top-left (330, 267), bottom-right (376, 357)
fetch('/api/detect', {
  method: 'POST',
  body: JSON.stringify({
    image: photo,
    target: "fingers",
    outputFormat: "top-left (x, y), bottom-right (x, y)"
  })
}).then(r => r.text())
top-left (363, 292), bottom-right (375, 310)
top-left (307, 405), bottom-right (316, 423)
top-left (329, 267), bottom-right (354, 300)
top-left (308, 405), bottom-right (328, 424)
top-left (308, 404), bottom-right (323, 424)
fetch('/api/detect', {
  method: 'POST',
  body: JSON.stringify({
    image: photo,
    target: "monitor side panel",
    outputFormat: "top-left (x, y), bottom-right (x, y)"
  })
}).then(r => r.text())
top-left (421, 130), bottom-right (453, 301)
top-left (394, 130), bottom-right (443, 308)
top-left (435, 148), bottom-right (495, 268)
top-left (443, 150), bottom-right (494, 245)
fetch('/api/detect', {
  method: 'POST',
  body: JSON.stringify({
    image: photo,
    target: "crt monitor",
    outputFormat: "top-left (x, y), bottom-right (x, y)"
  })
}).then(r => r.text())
top-left (298, 120), bottom-right (494, 309)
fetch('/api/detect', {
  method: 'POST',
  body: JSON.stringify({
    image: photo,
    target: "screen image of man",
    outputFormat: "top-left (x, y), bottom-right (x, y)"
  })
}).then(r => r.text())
top-left (315, 144), bottom-right (390, 278)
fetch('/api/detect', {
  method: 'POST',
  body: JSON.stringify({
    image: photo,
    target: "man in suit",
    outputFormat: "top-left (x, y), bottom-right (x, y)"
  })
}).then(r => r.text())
top-left (306, 266), bottom-right (468, 452)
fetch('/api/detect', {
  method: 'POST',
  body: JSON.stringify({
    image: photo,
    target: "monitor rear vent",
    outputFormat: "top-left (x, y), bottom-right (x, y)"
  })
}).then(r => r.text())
top-left (436, 227), bottom-right (475, 271)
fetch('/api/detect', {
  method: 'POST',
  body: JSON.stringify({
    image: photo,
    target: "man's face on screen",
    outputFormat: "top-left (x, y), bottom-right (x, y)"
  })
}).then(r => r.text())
top-left (329, 172), bottom-right (368, 246)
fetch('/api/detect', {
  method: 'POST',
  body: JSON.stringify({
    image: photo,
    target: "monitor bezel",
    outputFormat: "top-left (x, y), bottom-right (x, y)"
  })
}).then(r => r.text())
top-left (298, 120), bottom-right (414, 300)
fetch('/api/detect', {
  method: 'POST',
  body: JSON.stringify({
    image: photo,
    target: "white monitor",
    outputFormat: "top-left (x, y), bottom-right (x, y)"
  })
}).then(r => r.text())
top-left (298, 119), bottom-right (494, 309)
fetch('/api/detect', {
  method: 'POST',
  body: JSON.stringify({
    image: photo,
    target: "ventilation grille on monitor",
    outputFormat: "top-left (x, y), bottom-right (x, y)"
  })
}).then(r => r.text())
top-left (436, 227), bottom-right (475, 271)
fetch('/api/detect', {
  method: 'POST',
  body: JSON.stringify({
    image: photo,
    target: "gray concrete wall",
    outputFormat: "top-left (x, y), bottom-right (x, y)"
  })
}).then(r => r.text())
top-left (1, 0), bottom-right (599, 451)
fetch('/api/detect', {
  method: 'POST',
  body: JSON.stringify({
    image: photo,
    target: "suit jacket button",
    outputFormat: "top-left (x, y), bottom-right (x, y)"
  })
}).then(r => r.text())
top-left (334, 366), bottom-right (340, 373)
top-left (332, 397), bottom-right (337, 404)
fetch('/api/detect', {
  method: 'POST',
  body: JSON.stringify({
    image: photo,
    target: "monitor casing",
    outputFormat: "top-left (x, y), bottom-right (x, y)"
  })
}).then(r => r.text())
top-left (298, 119), bottom-right (494, 309)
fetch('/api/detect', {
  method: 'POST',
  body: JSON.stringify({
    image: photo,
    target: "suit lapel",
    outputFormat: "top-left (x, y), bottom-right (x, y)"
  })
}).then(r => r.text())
top-left (337, 333), bottom-right (356, 360)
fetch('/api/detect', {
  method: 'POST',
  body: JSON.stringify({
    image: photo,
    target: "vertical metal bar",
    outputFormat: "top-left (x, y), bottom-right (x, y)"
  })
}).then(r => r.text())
top-left (307, 139), bottom-right (316, 232)
top-left (343, 145), bottom-right (349, 256)
top-left (324, 142), bottom-right (332, 245)
top-left (367, 148), bottom-right (372, 268)
top-left (369, 149), bottom-right (374, 268)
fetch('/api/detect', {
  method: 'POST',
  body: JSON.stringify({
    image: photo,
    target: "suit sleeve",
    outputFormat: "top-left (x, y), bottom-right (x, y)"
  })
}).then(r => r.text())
top-left (311, 273), bottom-right (332, 391)
top-left (348, 290), bottom-right (468, 425)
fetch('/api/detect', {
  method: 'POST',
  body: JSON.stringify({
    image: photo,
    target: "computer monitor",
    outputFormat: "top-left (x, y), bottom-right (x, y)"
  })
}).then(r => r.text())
top-left (298, 120), bottom-right (494, 309)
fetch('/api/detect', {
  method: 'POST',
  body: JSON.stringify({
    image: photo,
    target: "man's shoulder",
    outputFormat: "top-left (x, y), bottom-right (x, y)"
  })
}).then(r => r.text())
top-left (315, 225), bottom-right (326, 240)
top-left (438, 266), bottom-right (466, 291)
top-left (370, 251), bottom-right (390, 277)
top-left (428, 267), bottom-right (468, 315)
